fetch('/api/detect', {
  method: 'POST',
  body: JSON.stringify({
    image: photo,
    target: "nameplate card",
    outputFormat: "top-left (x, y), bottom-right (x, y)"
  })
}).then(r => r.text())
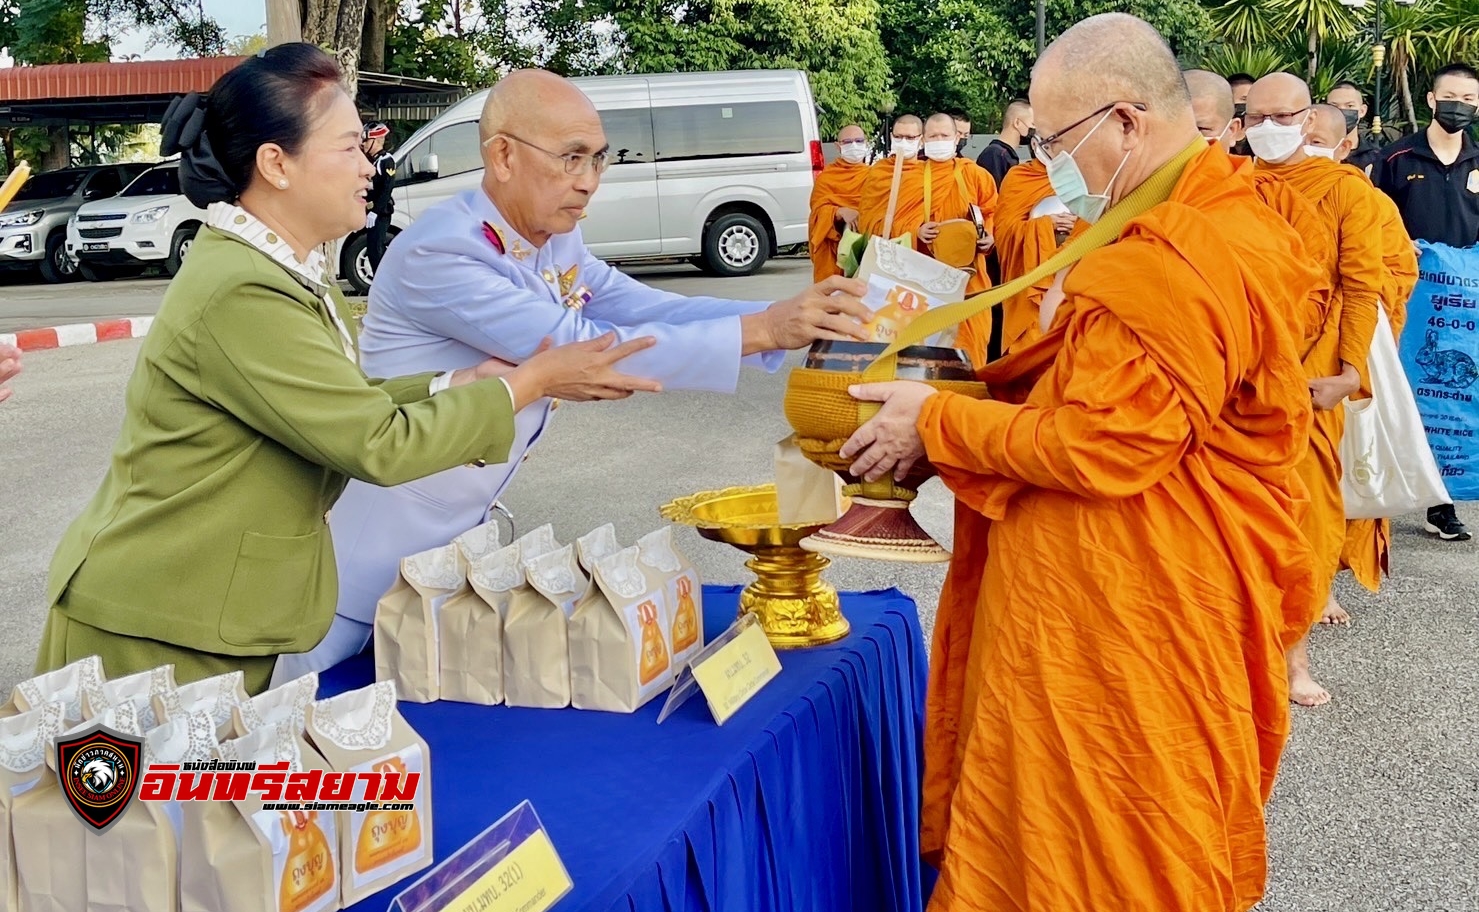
top-left (658, 611), bottom-right (781, 725)
top-left (390, 800), bottom-right (572, 912)
top-left (691, 613), bottom-right (782, 725)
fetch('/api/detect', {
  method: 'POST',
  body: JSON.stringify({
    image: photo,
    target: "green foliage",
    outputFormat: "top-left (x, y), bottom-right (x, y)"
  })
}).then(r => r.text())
top-left (598, 0), bottom-right (894, 136)
top-left (225, 32), bottom-right (268, 56)
top-left (884, 0), bottom-right (1214, 131)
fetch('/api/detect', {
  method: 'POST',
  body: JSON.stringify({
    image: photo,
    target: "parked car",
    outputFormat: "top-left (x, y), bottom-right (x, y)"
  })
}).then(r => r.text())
top-left (339, 69), bottom-right (824, 294)
top-left (0, 163), bottom-right (151, 283)
top-left (67, 162), bottom-right (208, 281)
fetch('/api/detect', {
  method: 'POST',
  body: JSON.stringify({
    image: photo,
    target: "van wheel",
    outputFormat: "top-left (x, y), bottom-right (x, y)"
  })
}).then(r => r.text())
top-left (166, 227), bottom-right (196, 276)
top-left (39, 233), bottom-right (78, 284)
top-left (702, 212), bottom-right (770, 277)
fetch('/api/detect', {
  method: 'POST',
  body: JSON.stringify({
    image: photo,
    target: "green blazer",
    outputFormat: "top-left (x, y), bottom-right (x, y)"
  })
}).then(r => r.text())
top-left (47, 227), bottom-right (516, 657)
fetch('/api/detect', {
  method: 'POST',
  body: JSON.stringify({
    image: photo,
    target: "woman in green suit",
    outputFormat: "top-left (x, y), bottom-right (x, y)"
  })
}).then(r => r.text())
top-left (35, 45), bottom-right (660, 694)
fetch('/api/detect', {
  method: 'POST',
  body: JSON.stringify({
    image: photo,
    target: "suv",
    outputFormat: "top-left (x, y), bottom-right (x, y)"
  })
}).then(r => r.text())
top-left (67, 162), bottom-right (208, 281)
top-left (0, 163), bottom-right (150, 283)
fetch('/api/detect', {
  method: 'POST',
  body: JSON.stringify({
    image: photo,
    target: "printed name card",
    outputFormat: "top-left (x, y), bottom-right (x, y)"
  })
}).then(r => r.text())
top-left (390, 800), bottom-right (571, 912)
top-left (658, 612), bottom-right (781, 726)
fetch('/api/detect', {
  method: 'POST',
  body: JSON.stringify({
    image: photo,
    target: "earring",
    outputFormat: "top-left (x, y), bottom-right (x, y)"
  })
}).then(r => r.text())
top-left (278, 180), bottom-right (289, 189)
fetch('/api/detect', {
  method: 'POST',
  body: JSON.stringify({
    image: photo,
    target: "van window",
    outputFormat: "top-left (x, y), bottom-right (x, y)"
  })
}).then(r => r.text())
top-left (652, 102), bottom-right (804, 162)
top-left (599, 108), bottom-right (654, 165)
top-left (429, 122), bottom-right (482, 178)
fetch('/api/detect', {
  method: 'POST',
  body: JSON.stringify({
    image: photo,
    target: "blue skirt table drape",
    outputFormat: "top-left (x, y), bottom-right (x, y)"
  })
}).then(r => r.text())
top-left (322, 586), bottom-right (931, 912)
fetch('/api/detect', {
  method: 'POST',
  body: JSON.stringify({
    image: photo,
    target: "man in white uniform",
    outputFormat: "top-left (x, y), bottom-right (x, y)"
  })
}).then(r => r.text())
top-left (273, 70), bottom-right (870, 682)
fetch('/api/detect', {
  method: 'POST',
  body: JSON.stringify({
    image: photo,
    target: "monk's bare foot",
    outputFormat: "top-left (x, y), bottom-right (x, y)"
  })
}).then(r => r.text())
top-left (1289, 667), bottom-right (1331, 707)
top-left (1320, 594), bottom-right (1351, 625)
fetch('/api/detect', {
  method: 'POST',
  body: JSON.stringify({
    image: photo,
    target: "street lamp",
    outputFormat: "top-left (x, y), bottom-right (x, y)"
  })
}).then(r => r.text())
top-left (1340, 0), bottom-right (1419, 136)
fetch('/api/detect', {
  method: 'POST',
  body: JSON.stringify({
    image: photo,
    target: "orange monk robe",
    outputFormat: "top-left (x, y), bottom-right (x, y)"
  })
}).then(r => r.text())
top-left (918, 145), bottom-right (1321, 912)
top-left (1258, 156), bottom-right (1383, 612)
top-left (807, 159), bottom-right (870, 282)
top-left (988, 160), bottom-right (1089, 358)
top-left (1342, 182), bottom-right (1421, 590)
top-left (857, 157), bottom-right (998, 297)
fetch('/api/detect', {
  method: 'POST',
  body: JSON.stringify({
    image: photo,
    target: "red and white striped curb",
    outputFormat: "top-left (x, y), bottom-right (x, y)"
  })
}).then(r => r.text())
top-left (0, 316), bottom-right (153, 353)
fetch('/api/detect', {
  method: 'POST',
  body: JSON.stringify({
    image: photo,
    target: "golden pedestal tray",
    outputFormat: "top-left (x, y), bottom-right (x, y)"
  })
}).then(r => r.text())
top-left (659, 484), bottom-right (849, 649)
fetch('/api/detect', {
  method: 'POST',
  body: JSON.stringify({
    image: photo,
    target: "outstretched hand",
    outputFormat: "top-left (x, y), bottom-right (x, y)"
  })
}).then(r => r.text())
top-left (506, 333), bottom-right (663, 408)
top-left (749, 275), bottom-right (873, 353)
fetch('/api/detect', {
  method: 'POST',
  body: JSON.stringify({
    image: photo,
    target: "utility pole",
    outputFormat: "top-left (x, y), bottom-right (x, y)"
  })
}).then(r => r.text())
top-left (266, 0), bottom-right (303, 47)
top-left (1035, 0), bottom-right (1046, 55)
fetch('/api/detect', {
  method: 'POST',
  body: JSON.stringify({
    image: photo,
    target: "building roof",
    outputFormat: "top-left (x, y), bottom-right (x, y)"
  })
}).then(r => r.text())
top-left (0, 57), bottom-right (467, 129)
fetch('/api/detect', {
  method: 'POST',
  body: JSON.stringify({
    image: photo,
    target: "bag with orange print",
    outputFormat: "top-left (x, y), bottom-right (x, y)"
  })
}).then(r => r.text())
top-left (637, 528), bottom-right (705, 672)
top-left (569, 543), bottom-right (674, 713)
top-left (304, 681), bottom-right (432, 905)
top-left (181, 719), bottom-right (340, 912)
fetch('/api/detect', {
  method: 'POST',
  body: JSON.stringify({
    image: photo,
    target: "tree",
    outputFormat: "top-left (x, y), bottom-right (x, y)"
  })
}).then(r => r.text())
top-left (304, 0), bottom-right (370, 94)
top-left (3, 0), bottom-right (110, 170)
top-left (599, 0), bottom-right (894, 136)
top-left (91, 0), bottom-right (226, 56)
top-left (225, 32), bottom-right (268, 56)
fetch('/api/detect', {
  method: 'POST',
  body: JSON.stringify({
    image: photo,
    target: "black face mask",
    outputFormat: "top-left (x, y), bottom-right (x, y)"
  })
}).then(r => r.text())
top-left (1022, 127), bottom-right (1037, 146)
top-left (1341, 109), bottom-right (1360, 133)
top-left (1233, 102), bottom-right (1247, 120)
top-left (956, 137), bottom-right (968, 155)
top-left (1435, 100), bottom-right (1478, 134)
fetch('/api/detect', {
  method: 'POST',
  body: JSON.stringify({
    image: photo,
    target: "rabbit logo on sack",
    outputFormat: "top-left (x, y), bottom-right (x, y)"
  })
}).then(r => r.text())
top-left (1417, 329), bottom-right (1479, 391)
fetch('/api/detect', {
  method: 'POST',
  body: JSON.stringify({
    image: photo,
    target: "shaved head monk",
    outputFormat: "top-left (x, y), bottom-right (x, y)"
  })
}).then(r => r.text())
top-left (840, 13), bottom-right (1320, 911)
top-left (808, 124), bottom-right (871, 281)
top-left (1185, 69), bottom-right (1244, 151)
top-left (1247, 73), bottom-right (1383, 706)
top-left (1309, 103), bottom-right (1422, 613)
top-left (282, 69), bottom-right (873, 679)
top-left (858, 112), bottom-right (999, 295)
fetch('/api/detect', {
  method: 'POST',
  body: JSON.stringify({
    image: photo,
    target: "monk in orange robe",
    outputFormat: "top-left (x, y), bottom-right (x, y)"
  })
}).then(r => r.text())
top-left (808, 124), bottom-right (871, 282)
top-left (1301, 105), bottom-right (1422, 607)
top-left (1248, 75), bottom-right (1382, 707)
top-left (983, 161), bottom-right (1088, 359)
top-left (841, 15), bottom-right (1320, 910)
top-left (858, 113), bottom-right (999, 298)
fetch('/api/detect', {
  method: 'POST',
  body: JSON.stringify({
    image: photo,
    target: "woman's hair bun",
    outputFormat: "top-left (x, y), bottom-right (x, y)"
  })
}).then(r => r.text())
top-left (160, 92), bottom-right (238, 207)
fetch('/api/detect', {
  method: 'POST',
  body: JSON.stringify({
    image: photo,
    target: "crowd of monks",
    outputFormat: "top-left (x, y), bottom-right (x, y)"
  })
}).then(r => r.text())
top-left (811, 12), bottom-right (1433, 910)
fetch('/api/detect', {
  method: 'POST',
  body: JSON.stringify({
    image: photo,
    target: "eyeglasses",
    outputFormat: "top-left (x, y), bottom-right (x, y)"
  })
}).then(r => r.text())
top-left (891, 133), bottom-right (922, 141)
top-left (1242, 108), bottom-right (1309, 128)
top-left (485, 133), bottom-right (610, 176)
top-left (1031, 102), bottom-right (1147, 160)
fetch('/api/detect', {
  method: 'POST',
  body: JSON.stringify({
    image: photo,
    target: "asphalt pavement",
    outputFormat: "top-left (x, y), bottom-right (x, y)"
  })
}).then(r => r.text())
top-left (1, 258), bottom-right (1476, 910)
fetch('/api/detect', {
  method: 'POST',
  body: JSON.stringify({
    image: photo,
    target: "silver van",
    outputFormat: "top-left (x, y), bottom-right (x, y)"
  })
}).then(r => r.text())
top-left (342, 69), bottom-right (823, 293)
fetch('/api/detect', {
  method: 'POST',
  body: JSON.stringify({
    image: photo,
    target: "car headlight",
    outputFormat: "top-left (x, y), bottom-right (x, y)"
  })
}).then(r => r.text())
top-left (0, 209), bottom-right (43, 228)
top-left (132, 206), bottom-right (170, 224)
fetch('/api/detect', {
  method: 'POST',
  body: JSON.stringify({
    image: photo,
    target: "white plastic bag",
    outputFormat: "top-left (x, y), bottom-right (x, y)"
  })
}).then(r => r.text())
top-left (1340, 307), bottom-right (1450, 519)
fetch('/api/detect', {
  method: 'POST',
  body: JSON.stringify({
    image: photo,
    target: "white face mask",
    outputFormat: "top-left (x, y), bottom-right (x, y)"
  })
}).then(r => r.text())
top-left (891, 137), bottom-right (921, 158)
top-left (1244, 112), bottom-right (1309, 163)
top-left (923, 140), bottom-right (957, 162)
top-left (1303, 144), bottom-right (1337, 160)
top-left (1040, 109), bottom-right (1130, 225)
top-left (839, 142), bottom-right (868, 163)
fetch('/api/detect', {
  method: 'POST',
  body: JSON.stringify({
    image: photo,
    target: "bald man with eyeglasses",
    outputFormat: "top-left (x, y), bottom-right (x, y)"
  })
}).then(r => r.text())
top-left (272, 69), bottom-right (871, 683)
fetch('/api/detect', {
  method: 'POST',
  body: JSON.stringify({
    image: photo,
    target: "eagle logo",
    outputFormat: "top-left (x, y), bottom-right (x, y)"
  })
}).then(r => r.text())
top-left (58, 723), bottom-right (143, 834)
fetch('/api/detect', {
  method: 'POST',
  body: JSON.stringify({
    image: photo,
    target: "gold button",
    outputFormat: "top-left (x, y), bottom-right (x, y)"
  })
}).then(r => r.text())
top-left (551, 399), bottom-right (562, 410)
top-left (266, 232), bottom-right (278, 244)
top-left (234, 215), bottom-right (247, 225)
top-left (465, 459), bottom-right (487, 468)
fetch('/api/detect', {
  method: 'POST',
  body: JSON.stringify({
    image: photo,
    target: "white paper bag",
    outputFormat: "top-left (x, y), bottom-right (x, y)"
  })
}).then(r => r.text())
top-left (856, 237), bottom-right (971, 347)
top-left (1341, 307), bottom-right (1451, 519)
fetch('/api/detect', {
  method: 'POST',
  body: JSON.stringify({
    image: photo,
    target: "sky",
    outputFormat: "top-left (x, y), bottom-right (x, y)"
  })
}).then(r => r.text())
top-left (112, 0), bottom-right (268, 60)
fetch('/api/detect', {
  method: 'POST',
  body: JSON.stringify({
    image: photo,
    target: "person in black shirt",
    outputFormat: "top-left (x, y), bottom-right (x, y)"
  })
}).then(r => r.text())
top-left (975, 99), bottom-right (1032, 189)
top-left (362, 121), bottom-right (397, 273)
top-left (1375, 63), bottom-right (1479, 542)
top-left (1326, 82), bottom-right (1383, 177)
top-left (1227, 72), bottom-right (1255, 157)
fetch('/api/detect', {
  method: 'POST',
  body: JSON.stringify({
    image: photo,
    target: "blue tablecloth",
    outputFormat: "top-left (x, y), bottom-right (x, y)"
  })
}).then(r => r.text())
top-left (324, 586), bottom-right (930, 912)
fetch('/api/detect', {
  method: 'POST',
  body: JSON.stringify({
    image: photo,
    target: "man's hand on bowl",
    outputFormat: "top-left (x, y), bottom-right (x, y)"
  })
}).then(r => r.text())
top-left (840, 381), bottom-right (936, 482)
